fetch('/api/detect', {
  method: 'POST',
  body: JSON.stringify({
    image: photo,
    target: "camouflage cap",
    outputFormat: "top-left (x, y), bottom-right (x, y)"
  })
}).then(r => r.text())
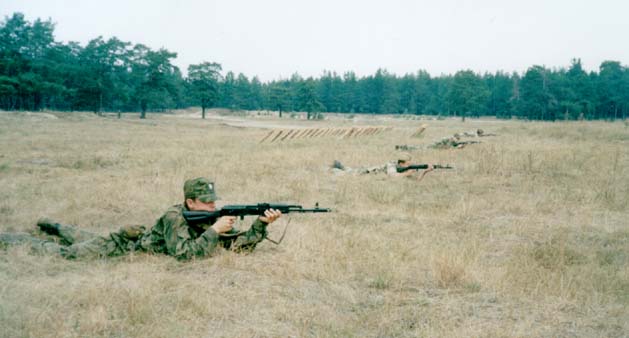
top-left (184, 177), bottom-right (219, 202)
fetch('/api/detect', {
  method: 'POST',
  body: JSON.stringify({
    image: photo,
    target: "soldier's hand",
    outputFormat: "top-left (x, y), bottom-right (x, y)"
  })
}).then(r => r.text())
top-left (426, 164), bottom-right (434, 172)
top-left (211, 216), bottom-right (236, 234)
top-left (259, 209), bottom-right (282, 224)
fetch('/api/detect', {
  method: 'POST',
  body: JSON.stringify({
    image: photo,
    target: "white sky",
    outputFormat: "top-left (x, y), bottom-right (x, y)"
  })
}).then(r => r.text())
top-left (1, 0), bottom-right (628, 82)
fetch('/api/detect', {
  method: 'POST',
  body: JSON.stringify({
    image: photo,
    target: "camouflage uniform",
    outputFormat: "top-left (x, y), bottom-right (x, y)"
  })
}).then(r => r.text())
top-left (461, 130), bottom-right (479, 137)
top-left (429, 135), bottom-right (462, 149)
top-left (330, 161), bottom-right (399, 176)
top-left (0, 224), bottom-right (135, 259)
top-left (0, 178), bottom-right (269, 260)
top-left (461, 129), bottom-right (497, 137)
top-left (136, 203), bottom-right (268, 260)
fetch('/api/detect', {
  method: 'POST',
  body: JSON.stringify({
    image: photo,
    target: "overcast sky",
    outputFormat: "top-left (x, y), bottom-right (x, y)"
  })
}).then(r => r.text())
top-left (2, 0), bottom-right (628, 82)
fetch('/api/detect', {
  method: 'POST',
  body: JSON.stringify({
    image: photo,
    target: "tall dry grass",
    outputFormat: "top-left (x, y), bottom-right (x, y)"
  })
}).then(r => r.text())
top-left (0, 110), bottom-right (628, 337)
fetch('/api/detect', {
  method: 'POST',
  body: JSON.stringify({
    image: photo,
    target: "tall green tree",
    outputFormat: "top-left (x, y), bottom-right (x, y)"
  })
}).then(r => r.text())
top-left (296, 77), bottom-right (323, 119)
top-left (130, 45), bottom-right (179, 118)
top-left (413, 70), bottom-right (432, 115)
top-left (447, 70), bottom-right (489, 118)
top-left (425, 75), bottom-right (451, 116)
top-left (233, 73), bottom-right (251, 109)
top-left (219, 71), bottom-right (236, 109)
top-left (517, 65), bottom-right (557, 120)
top-left (399, 73), bottom-right (417, 114)
top-left (187, 61), bottom-right (221, 118)
top-left (249, 76), bottom-right (263, 110)
top-left (363, 69), bottom-right (387, 113)
top-left (341, 71), bottom-right (359, 113)
top-left (0, 13), bottom-right (54, 60)
top-left (381, 72), bottom-right (401, 114)
top-left (267, 81), bottom-right (291, 117)
top-left (484, 71), bottom-right (513, 118)
top-left (597, 60), bottom-right (625, 120)
top-left (560, 58), bottom-right (594, 119)
top-left (0, 12), bottom-right (57, 110)
top-left (76, 36), bottom-right (132, 114)
top-left (318, 70), bottom-right (342, 112)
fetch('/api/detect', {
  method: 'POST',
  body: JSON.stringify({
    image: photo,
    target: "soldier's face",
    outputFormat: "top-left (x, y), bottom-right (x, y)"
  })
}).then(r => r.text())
top-left (187, 198), bottom-right (216, 212)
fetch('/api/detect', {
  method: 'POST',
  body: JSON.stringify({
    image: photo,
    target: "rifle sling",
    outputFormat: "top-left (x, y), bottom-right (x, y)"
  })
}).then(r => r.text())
top-left (265, 218), bottom-right (291, 245)
top-left (216, 218), bottom-right (291, 246)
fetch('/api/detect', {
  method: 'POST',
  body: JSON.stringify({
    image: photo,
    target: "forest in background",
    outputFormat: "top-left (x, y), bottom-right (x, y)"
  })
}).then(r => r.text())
top-left (1, 12), bottom-right (628, 120)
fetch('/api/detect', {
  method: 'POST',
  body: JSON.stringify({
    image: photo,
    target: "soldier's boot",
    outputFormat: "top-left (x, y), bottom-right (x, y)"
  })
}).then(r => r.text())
top-left (37, 217), bottom-right (61, 236)
top-left (36, 218), bottom-right (98, 245)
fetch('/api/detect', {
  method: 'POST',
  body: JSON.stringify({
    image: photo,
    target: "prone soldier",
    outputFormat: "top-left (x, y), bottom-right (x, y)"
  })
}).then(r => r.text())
top-left (429, 133), bottom-right (480, 149)
top-left (461, 129), bottom-right (497, 137)
top-left (0, 177), bottom-right (282, 260)
top-left (331, 153), bottom-right (436, 182)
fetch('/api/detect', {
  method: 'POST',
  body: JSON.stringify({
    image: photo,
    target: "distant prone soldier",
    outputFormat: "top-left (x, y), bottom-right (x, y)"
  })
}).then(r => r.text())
top-left (461, 129), bottom-right (497, 137)
top-left (429, 134), bottom-right (480, 149)
top-left (331, 153), bottom-right (445, 182)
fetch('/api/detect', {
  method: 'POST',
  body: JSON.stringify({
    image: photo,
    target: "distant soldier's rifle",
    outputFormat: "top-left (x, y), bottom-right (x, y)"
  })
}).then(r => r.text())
top-left (395, 144), bottom-right (420, 151)
top-left (396, 164), bottom-right (453, 173)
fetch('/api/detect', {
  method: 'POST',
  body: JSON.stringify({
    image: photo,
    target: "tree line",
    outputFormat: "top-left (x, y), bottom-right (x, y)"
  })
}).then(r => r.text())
top-left (1, 12), bottom-right (628, 120)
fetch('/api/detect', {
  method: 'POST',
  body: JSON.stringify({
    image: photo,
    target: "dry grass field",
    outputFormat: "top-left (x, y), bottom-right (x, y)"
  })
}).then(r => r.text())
top-left (0, 109), bottom-right (628, 337)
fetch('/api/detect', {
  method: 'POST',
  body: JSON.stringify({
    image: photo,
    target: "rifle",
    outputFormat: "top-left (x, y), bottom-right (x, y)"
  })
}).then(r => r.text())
top-left (395, 144), bottom-right (420, 151)
top-left (396, 164), bottom-right (453, 173)
top-left (457, 140), bottom-right (481, 145)
top-left (182, 203), bottom-right (332, 225)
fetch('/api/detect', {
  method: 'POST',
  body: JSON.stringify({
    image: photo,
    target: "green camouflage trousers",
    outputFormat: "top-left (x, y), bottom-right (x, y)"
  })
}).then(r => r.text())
top-left (0, 226), bottom-right (136, 259)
